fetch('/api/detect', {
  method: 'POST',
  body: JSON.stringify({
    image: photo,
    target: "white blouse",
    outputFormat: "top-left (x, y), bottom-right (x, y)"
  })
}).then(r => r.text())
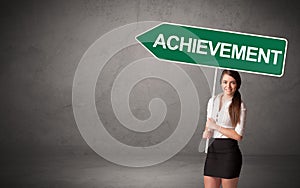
top-left (207, 93), bottom-right (247, 138)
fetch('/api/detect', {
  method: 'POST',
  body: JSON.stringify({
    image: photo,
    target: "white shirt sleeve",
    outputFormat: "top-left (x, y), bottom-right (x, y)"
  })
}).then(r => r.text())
top-left (206, 97), bottom-right (214, 119)
top-left (234, 102), bottom-right (247, 136)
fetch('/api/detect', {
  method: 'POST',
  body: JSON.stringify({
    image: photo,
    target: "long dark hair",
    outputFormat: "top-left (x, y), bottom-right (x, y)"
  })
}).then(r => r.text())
top-left (220, 70), bottom-right (242, 127)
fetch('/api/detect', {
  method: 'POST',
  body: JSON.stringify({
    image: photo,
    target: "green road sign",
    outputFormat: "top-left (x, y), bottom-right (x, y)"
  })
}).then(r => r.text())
top-left (136, 22), bottom-right (288, 77)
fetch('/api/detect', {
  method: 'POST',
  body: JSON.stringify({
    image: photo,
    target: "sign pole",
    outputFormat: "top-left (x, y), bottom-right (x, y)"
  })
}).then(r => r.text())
top-left (205, 68), bottom-right (218, 153)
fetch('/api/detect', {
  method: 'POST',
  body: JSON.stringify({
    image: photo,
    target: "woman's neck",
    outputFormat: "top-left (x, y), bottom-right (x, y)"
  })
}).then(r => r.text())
top-left (222, 93), bottom-right (233, 101)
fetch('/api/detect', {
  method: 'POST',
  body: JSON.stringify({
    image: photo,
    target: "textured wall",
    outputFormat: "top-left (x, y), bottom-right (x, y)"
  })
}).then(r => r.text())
top-left (1, 0), bottom-right (299, 159)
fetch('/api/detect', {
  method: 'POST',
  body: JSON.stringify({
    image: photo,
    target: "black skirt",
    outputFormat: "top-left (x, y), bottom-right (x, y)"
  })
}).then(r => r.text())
top-left (204, 138), bottom-right (242, 179)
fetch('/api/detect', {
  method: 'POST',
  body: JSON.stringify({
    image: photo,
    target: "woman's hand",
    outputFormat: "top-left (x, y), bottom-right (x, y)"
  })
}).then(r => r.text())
top-left (206, 118), bottom-right (219, 130)
top-left (202, 129), bottom-right (213, 139)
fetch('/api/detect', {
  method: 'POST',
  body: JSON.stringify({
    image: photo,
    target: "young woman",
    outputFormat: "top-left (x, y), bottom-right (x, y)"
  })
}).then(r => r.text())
top-left (202, 70), bottom-right (246, 188)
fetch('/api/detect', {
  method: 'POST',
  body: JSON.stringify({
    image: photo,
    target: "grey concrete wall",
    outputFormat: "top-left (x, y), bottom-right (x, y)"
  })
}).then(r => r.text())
top-left (1, 0), bottom-right (299, 159)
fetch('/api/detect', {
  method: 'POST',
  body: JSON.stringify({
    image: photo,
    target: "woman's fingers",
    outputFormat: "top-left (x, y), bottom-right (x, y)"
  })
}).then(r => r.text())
top-left (202, 130), bottom-right (212, 138)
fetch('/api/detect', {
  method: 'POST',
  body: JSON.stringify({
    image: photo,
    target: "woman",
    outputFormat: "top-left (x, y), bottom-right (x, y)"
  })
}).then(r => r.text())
top-left (202, 70), bottom-right (246, 188)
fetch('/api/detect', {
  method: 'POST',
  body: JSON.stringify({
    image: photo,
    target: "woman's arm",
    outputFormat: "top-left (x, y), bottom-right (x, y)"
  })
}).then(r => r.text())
top-left (206, 118), bottom-right (243, 141)
top-left (217, 126), bottom-right (242, 141)
top-left (202, 97), bottom-right (214, 139)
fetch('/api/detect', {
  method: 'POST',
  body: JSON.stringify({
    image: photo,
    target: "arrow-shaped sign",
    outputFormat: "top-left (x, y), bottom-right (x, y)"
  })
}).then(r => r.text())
top-left (136, 22), bottom-right (287, 77)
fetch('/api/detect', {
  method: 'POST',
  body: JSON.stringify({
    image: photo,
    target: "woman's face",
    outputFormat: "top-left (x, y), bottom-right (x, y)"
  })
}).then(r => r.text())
top-left (221, 74), bottom-right (237, 97)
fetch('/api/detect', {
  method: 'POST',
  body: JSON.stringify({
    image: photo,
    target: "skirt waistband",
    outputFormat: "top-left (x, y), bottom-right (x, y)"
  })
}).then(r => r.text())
top-left (208, 138), bottom-right (240, 153)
